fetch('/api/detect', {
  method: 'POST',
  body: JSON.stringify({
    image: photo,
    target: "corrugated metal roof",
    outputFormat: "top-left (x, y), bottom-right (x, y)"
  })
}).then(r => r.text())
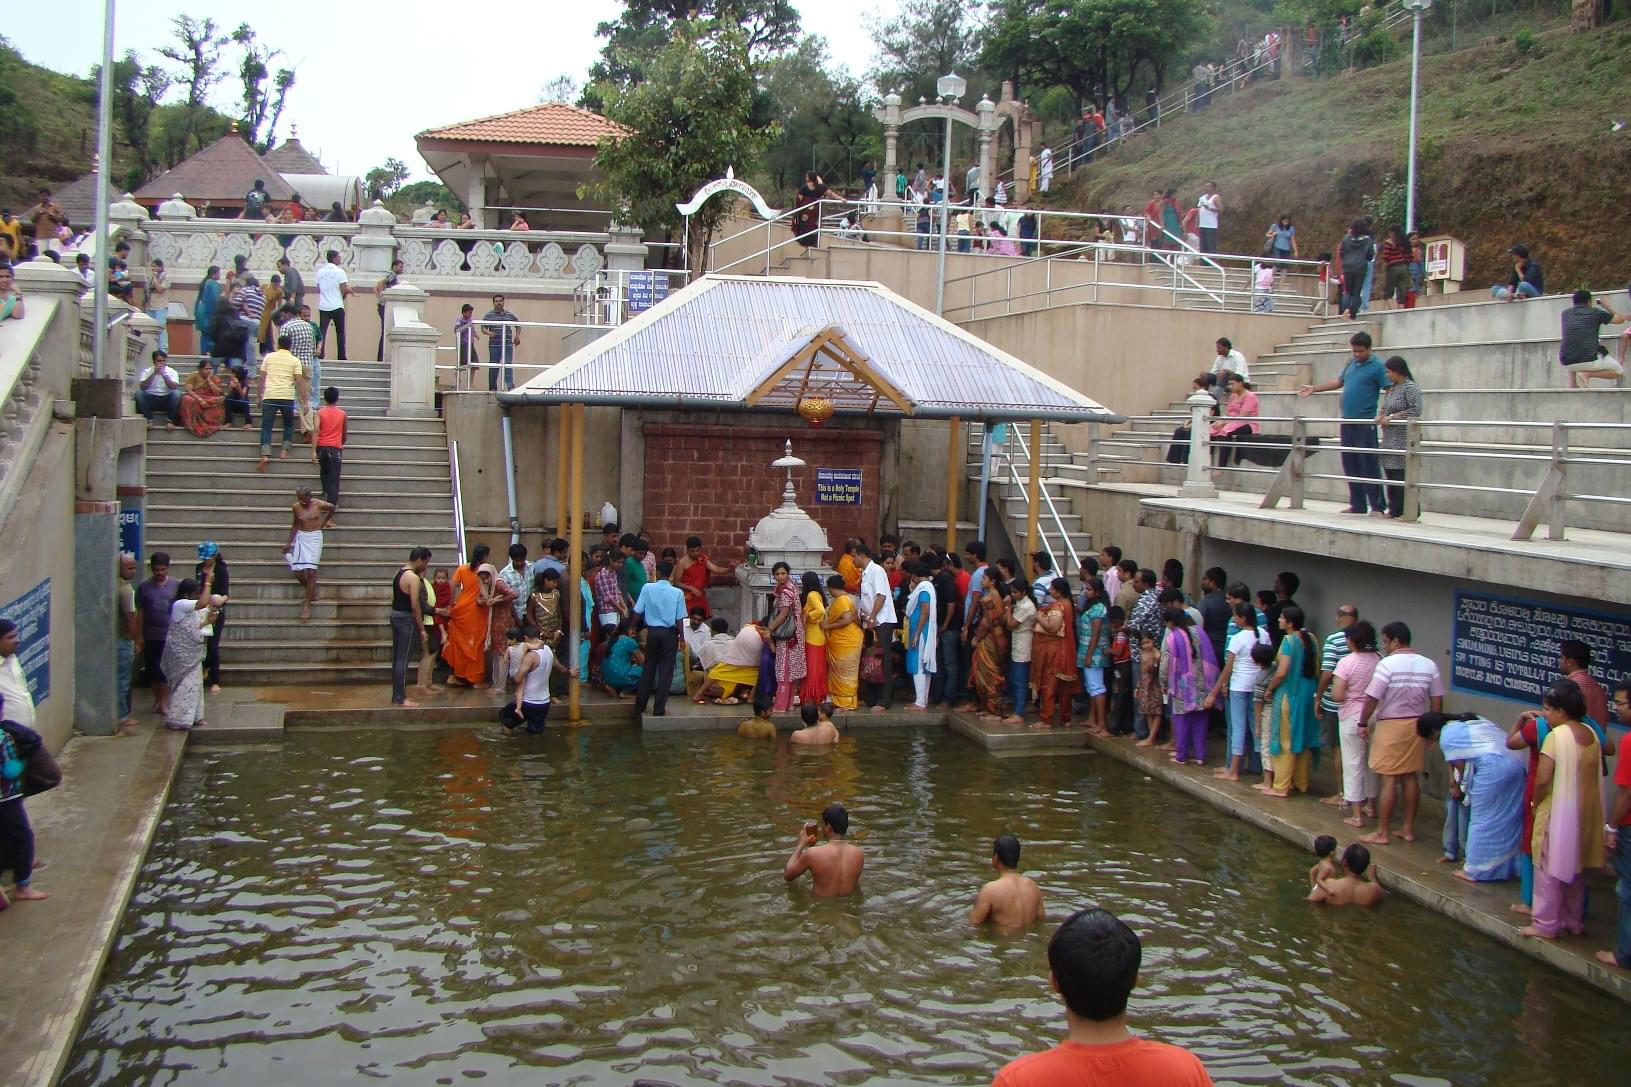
top-left (502, 276), bottom-right (1120, 422)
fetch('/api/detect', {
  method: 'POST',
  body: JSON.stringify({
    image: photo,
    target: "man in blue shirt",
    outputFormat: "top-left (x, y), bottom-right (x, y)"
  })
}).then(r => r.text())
top-left (1298, 331), bottom-right (1386, 515)
top-left (632, 558), bottom-right (686, 716)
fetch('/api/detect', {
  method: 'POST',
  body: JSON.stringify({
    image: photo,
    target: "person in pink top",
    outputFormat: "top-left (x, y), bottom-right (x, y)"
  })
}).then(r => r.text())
top-left (1210, 373), bottom-right (1260, 468)
top-left (1360, 621), bottom-right (1444, 845)
top-left (1330, 620), bottom-right (1381, 828)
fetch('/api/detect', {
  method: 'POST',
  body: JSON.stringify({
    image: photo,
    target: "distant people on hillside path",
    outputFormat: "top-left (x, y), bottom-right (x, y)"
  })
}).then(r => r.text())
top-left (1264, 214), bottom-right (1297, 263)
top-left (1491, 244), bottom-right (1543, 301)
top-left (1337, 219), bottom-right (1374, 319)
top-left (1558, 289), bottom-right (1626, 388)
top-left (1196, 182), bottom-right (1221, 253)
top-left (792, 171), bottom-right (834, 251)
top-left (1037, 145), bottom-right (1054, 193)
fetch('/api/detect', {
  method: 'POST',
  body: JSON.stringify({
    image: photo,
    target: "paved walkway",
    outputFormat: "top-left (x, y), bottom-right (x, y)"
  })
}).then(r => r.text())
top-left (1077, 727), bottom-right (1631, 1004)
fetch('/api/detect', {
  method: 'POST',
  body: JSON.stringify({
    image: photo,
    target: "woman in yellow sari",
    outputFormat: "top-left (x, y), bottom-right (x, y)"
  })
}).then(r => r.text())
top-left (822, 573), bottom-right (862, 709)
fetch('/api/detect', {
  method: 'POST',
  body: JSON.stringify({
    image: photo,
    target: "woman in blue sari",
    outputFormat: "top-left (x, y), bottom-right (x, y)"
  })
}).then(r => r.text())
top-left (193, 265), bottom-right (221, 355)
top-left (1418, 712), bottom-right (1527, 883)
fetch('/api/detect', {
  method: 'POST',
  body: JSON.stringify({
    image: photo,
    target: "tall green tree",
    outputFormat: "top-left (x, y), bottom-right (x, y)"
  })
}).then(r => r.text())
top-left (230, 24), bottom-right (295, 153)
top-left (590, 19), bottom-right (779, 273)
top-left (91, 50), bottom-right (171, 188)
top-left (760, 36), bottom-right (881, 192)
top-left (865, 0), bottom-right (983, 103)
top-left (365, 157), bottom-right (411, 201)
top-left (584, 0), bottom-right (800, 108)
top-left (156, 15), bottom-right (227, 157)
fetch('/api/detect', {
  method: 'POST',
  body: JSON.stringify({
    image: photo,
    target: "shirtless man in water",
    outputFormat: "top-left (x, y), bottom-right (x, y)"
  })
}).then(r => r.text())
top-left (1308, 843), bottom-right (1385, 907)
top-left (970, 834), bottom-right (1044, 928)
top-left (783, 803), bottom-right (863, 896)
top-left (285, 485), bottom-right (334, 620)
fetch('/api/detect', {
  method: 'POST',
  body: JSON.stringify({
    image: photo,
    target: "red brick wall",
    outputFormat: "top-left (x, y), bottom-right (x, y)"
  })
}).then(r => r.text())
top-left (642, 423), bottom-right (884, 565)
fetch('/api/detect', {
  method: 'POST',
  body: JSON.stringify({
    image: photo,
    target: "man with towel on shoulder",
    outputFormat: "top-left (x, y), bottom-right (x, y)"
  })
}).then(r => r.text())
top-left (285, 484), bottom-right (334, 620)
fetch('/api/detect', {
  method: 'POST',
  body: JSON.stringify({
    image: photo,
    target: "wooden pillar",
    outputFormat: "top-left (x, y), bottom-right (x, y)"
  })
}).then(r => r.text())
top-left (944, 416), bottom-right (961, 554)
top-left (566, 403), bottom-right (586, 723)
top-left (555, 405), bottom-right (569, 537)
top-left (1025, 419), bottom-right (1042, 553)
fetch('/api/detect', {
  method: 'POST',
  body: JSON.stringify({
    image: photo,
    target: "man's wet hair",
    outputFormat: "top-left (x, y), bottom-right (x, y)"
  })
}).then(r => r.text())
top-left (1342, 843), bottom-right (1371, 876)
top-left (1047, 908), bottom-right (1141, 1022)
top-left (822, 803), bottom-right (849, 835)
top-left (753, 690), bottom-right (775, 718)
top-left (994, 834), bottom-right (1021, 868)
top-left (800, 702), bottom-right (820, 727)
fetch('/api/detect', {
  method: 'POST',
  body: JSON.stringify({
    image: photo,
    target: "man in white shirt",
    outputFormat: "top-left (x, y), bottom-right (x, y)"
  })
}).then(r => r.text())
top-left (855, 544), bottom-right (898, 713)
top-left (0, 616), bottom-right (36, 731)
top-left (135, 349), bottom-right (182, 426)
top-left (1210, 337), bottom-right (1250, 381)
top-left (1196, 181), bottom-right (1222, 253)
top-left (314, 249), bottom-right (350, 360)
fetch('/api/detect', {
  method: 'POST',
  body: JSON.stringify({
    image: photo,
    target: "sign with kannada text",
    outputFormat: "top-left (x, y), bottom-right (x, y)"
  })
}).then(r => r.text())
top-left (626, 271), bottom-right (671, 315)
top-left (815, 468), bottom-right (863, 505)
top-left (1451, 589), bottom-right (1631, 705)
top-left (1, 577), bottom-right (51, 706)
top-left (119, 503), bottom-right (143, 559)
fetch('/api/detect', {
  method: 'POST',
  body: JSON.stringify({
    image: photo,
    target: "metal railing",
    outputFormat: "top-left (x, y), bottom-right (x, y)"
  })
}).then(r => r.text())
top-left (1093, 409), bottom-right (1631, 541)
top-left (999, 422), bottom-right (1083, 572)
top-left (448, 438), bottom-right (467, 559)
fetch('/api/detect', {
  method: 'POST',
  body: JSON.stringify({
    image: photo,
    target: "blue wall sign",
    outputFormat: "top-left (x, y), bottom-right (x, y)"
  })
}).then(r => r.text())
top-left (119, 504), bottom-right (143, 559)
top-left (815, 468), bottom-right (863, 505)
top-left (626, 271), bottom-right (671, 315)
top-left (1, 577), bottom-right (51, 706)
top-left (1451, 589), bottom-right (1631, 704)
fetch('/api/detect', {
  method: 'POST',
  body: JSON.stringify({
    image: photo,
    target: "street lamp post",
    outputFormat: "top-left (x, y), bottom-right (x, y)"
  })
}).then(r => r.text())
top-left (1403, 0), bottom-right (1432, 234)
top-left (933, 71), bottom-right (966, 317)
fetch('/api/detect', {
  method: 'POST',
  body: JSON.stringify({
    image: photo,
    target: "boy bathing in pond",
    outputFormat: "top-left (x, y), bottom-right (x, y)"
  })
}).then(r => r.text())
top-left (738, 691), bottom-right (778, 739)
top-left (1306, 835), bottom-right (1339, 900)
top-left (1309, 843), bottom-right (1385, 907)
top-left (971, 834), bottom-right (1045, 928)
top-left (790, 701), bottom-right (839, 745)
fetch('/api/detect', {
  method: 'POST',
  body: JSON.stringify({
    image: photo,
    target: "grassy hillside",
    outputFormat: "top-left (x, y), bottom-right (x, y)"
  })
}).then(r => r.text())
top-left (0, 38), bottom-right (107, 210)
top-left (1047, 19), bottom-right (1631, 291)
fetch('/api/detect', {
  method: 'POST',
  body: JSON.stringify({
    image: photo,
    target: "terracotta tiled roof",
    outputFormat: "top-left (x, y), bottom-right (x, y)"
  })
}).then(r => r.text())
top-left (416, 102), bottom-right (625, 147)
top-left (263, 136), bottom-right (326, 176)
top-left (134, 133), bottom-right (296, 204)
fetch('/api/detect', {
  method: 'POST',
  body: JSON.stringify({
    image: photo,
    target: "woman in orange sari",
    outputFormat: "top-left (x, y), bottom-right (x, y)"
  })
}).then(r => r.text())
top-left (1031, 579), bottom-right (1079, 728)
top-left (178, 359), bottom-right (226, 438)
top-left (441, 543), bottom-right (492, 687)
top-left (971, 567), bottom-right (1010, 720)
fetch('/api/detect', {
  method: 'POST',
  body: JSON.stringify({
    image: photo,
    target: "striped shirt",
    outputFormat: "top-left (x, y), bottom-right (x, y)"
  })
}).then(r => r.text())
top-left (1319, 629), bottom-right (1350, 713)
top-left (1363, 650), bottom-right (1445, 720)
top-left (235, 284), bottom-right (266, 322)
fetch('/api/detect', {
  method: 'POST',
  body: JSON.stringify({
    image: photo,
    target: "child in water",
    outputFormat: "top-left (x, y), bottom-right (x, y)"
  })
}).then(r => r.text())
top-left (1306, 834), bottom-right (1339, 900)
top-left (1134, 632), bottom-right (1164, 747)
top-left (739, 691), bottom-right (779, 739)
top-left (1310, 843), bottom-right (1385, 907)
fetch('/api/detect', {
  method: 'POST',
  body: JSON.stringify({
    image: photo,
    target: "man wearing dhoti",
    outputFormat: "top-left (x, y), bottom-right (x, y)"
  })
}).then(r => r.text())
top-left (285, 484), bottom-right (334, 620)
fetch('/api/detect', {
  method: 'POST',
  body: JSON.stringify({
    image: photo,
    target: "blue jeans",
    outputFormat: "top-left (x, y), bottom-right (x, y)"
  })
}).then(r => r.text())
top-left (116, 639), bottom-right (134, 719)
top-left (146, 308), bottom-right (169, 353)
top-left (1613, 828), bottom-right (1631, 967)
top-left (238, 316), bottom-right (261, 374)
top-left (957, 231), bottom-right (971, 253)
top-left (260, 399), bottom-right (296, 455)
top-left (488, 345), bottom-right (514, 391)
top-left (1491, 281), bottom-right (1540, 300)
top-left (916, 219), bottom-right (930, 250)
top-left (1227, 689), bottom-right (1254, 757)
top-left (135, 389), bottom-right (180, 423)
top-left (1339, 422), bottom-right (1384, 513)
top-left (306, 358), bottom-right (322, 413)
top-left (1358, 256), bottom-right (1376, 313)
top-left (930, 629), bottom-right (961, 703)
top-left (1131, 650), bottom-right (1148, 739)
top-left (1442, 790), bottom-right (1471, 861)
top-left (1008, 660), bottom-right (1031, 716)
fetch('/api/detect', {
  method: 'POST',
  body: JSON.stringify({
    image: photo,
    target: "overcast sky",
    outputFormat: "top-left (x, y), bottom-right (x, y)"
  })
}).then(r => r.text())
top-left (11, 0), bottom-right (887, 183)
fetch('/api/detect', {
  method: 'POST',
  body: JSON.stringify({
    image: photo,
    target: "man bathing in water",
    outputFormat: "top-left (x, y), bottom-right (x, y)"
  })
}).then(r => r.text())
top-left (970, 834), bottom-right (1045, 928)
top-left (790, 701), bottom-right (840, 745)
top-left (784, 803), bottom-right (864, 896)
top-left (286, 484), bottom-right (334, 620)
top-left (1308, 842), bottom-right (1385, 907)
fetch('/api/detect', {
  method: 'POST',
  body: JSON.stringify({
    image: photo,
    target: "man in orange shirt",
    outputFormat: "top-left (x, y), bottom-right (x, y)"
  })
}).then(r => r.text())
top-left (992, 908), bottom-right (1212, 1086)
top-left (315, 386), bottom-right (348, 512)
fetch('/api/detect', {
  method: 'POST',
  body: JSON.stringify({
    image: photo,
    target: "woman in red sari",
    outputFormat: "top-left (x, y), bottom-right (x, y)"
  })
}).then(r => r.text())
top-left (1031, 579), bottom-right (1079, 728)
top-left (677, 536), bottom-right (730, 617)
top-left (800, 571), bottom-right (828, 706)
top-left (178, 359), bottom-right (226, 438)
top-left (971, 567), bottom-right (1010, 720)
top-left (441, 543), bottom-right (492, 687)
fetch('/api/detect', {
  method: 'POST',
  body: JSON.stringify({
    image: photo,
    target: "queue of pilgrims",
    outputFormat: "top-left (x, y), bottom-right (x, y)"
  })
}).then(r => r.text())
top-left (461, 525), bottom-right (1625, 956)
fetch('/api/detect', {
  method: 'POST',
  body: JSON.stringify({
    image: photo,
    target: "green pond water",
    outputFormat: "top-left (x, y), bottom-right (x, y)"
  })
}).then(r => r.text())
top-left (64, 726), bottom-right (1625, 1087)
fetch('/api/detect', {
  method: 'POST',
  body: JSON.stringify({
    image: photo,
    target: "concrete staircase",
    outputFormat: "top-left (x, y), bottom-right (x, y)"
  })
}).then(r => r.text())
top-left (143, 357), bottom-right (461, 685)
top-left (964, 423), bottom-right (1095, 572)
top-left (1148, 262), bottom-right (1326, 316)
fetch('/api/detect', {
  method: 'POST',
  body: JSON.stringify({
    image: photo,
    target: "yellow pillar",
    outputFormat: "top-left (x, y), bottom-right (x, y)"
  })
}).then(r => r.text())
top-left (566, 403), bottom-right (586, 724)
top-left (555, 406), bottom-right (569, 538)
top-left (944, 416), bottom-right (961, 555)
top-left (1026, 419), bottom-right (1042, 555)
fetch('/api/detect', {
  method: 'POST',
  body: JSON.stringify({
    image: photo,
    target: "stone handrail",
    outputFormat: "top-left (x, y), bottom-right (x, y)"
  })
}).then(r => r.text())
top-left (0, 263), bottom-right (80, 528)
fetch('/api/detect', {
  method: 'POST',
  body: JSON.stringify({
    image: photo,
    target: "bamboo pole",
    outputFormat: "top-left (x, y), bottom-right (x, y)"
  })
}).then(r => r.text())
top-left (567, 403), bottom-right (586, 724)
top-left (1025, 419), bottom-right (1042, 555)
top-left (944, 416), bottom-right (961, 555)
